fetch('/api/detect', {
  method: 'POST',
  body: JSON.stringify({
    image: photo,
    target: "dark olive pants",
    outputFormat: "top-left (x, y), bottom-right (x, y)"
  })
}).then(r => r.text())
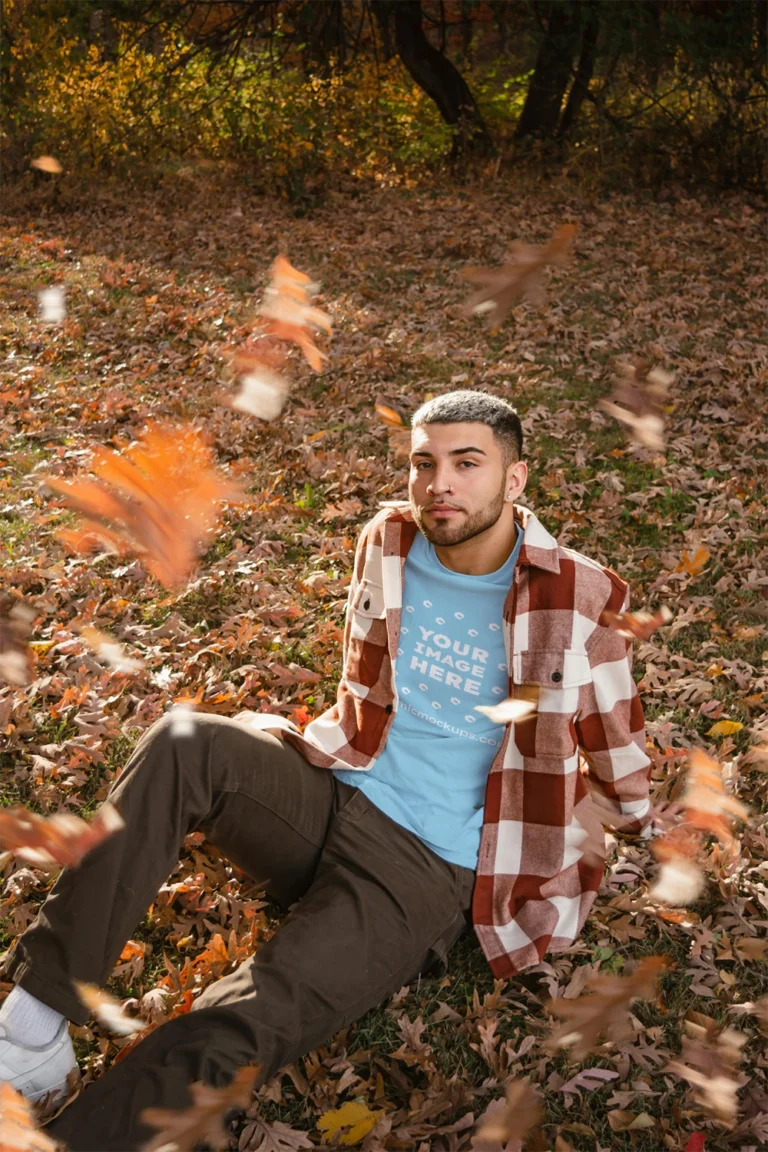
top-left (3, 714), bottom-right (474, 1151)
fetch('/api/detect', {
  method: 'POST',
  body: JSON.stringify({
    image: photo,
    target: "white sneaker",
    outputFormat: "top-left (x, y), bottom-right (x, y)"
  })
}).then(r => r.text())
top-left (0, 1018), bottom-right (78, 1104)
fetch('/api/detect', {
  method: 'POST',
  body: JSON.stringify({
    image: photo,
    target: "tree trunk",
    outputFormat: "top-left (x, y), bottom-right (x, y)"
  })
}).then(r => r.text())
top-left (558, 3), bottom-right (599, 138)
top-left (378, 0), bottom-right (491, 154)
top-left (300, 0), bottom-right (347, 76)
top-left (371, 1), bottom-right (395, 61)
top-left (516, 1), bottom-right (580, 139)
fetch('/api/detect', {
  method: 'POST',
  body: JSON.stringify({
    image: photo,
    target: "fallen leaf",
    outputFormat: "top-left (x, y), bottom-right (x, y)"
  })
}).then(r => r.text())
top-left (317, 1100), bottom-right (385, 1146)
top-left (706, 720), bottom-right (744, 738)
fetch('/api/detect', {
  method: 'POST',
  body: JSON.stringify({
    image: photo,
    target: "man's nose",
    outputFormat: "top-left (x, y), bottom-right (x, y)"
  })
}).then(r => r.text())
top-left (426, 468), bottom-right (452, 494)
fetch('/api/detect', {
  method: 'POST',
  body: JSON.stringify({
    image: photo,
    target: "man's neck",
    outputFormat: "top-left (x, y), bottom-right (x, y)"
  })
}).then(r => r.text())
top-left (433, 519), bottom-right (520, 576)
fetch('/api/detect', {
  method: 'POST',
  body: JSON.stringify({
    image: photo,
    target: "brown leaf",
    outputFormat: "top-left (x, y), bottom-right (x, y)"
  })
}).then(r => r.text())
top-left (45, 423), bottom-right (240, 589)
top-left (472, 1080), bottom-right (542, 1149)
top-left (545, 956), bottom-right (668, 1059)
top-left (0, 597), bottom-right (37, 685)
top-left (139, 1064), bottom-right (260, 1151)
top-left (461, 224), bottom-right (577, 327)
top-left (0, 801), bottom-right (125, 871)
top-left (599, 358), bottom-right (673, 451)
top-left (666, 1016), bottom-right (747, 1127)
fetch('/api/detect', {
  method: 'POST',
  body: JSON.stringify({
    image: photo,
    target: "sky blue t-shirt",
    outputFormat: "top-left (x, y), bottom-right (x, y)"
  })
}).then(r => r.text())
top-left (334, 526), bottom-right (522, 870)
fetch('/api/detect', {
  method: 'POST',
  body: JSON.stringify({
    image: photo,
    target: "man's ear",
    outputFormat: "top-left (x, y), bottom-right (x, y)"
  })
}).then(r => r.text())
top-left (505, 459), bottom-right (528, 501)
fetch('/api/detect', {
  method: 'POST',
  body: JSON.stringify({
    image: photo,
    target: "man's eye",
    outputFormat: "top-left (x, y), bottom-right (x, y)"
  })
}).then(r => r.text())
top-left (459, 460), bottom-right (477, 468)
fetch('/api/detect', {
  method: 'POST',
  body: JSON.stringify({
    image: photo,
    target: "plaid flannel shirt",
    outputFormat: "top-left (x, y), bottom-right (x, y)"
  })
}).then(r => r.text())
top-left (283, 502), bottom-right (652, 977)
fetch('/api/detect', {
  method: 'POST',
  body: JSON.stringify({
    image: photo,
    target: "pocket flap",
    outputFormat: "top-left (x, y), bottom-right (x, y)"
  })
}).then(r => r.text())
top-left (512, 648), bottom-right (591, 688)
top-left (350, 580), bottom-right (386, 619)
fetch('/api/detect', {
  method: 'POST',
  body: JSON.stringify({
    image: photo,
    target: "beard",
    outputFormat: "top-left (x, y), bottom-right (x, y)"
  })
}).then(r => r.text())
top-left (412, 483), bottom-right (506, 547)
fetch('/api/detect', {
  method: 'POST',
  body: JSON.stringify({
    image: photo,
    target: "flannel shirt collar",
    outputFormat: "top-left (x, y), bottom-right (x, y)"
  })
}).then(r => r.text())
top-left (380, 501), bottom-right (561, 574)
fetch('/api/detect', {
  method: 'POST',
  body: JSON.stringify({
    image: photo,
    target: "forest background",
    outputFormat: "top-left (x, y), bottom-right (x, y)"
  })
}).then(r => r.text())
top-left (1, 2), bottom-right (767, 1151)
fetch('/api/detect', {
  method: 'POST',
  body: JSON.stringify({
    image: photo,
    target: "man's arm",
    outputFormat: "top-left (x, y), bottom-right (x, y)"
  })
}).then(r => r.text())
top-left (574, 587), bottom-right (653, 836)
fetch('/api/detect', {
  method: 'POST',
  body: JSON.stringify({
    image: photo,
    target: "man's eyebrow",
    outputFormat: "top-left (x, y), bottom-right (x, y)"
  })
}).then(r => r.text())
top-left (411, 446), bottom-right (488, 458)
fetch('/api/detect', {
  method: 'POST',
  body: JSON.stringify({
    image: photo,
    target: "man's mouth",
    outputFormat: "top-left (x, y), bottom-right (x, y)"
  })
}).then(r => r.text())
top-left (425, 504), bottom-right (463, 518)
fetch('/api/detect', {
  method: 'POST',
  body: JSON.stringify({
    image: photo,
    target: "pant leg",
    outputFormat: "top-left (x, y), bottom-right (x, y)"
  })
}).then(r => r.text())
top-left (44, 789), bottom-right (475, 1152)
top-left (2, 713), bottom-right (344, 1024)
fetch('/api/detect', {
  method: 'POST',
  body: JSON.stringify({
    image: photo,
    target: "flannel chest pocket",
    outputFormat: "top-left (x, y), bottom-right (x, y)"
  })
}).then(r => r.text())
top-left (511, 648), bottom-right (591, 760)
top-left (346, 580), bottom-right (388, 689)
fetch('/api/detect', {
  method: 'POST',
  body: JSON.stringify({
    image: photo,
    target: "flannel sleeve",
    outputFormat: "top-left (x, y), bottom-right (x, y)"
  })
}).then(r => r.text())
top-left (574, 586), bottom-right (653, 836)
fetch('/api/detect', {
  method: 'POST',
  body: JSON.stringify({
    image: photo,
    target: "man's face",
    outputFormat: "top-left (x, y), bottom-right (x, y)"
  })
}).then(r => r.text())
top-left (408, 422), bottom-right (510, 547)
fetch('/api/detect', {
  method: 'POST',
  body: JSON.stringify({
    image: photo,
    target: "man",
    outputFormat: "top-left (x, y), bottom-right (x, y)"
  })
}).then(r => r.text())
top-left (0, 390), bottom-right (651, 1150)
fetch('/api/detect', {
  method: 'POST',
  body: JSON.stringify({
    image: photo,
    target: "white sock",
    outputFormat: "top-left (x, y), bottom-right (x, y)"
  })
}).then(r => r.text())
top-left (0, 984), bottom-right (66, 1047)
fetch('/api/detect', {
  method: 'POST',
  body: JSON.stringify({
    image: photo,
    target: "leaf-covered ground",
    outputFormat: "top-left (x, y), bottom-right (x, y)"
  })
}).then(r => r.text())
top-left (1, 177), bottom-right (767, 1152)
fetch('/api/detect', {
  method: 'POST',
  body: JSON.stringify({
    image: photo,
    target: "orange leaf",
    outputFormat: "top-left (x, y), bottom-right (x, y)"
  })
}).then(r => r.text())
top-left (31, 155), bottom-right (62, 174)
top-left (0, 1081), bottom-right (60, 1151)
top-left (675, 546), bottom-right (711, 576)
top-left (600, 605), bottom-right (672, 640)
top-left (0, 802), bottom-right (125, 870)
top-left (45, 423), bottom-right (240, 588)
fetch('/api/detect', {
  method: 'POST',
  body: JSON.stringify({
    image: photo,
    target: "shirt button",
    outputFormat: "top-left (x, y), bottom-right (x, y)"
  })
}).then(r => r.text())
top-left (363, 598), bottom-right (371, 610)
top-left (551, 671), bottom-right (562, 682)
top-left (385, 704), bottom-right (393, 713)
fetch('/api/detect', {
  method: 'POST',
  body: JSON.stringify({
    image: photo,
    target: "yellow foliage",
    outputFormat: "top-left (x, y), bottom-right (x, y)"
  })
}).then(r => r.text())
top-left (706, 720), bottom-right (744, 738)
top-left (317, 1100), bottom-right (385, 1146)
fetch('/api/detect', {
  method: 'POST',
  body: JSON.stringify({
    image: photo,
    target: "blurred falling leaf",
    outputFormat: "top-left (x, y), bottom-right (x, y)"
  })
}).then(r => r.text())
top-left (461, 223), bottom-right (577, 327)
top-left (474, 697), bottom-right (538, 725)
top-left (0, 1082), bottom-right (60, 1152)
top-left (600, 605), bottom-right (672, 640)
top-left (38, 285), bottom-right (66, 323)
top-left (80, 625), bottom-right (144, 673)
top-left (472, 1079), bottom-right (542, 1149)
top-left (31, 155), bottom-right (62, 173)
top-left (0, 801), bottom-right (124, 870)
top-left (139, 1064), bottom-right (259, 1151)
top-left (375, 399), bottom-right (411, 460)
top-left (259, 254), bottom-right (331, 371)
top-left (678, 748), bottom-right (749, 847)
top-left (600, 358), bottom-right (673, 452)
top-left (648, 857), bottom-right (706, 905)
top-left (545, 956), bottom-right (668, 1059)
top-left (168, 701), bottom-right (197, 738)
top-left (666, 1015), bottom-right (747, 1127)
top-left (0, 596), bottom-right (37, 685)
top-left (232, 366), bottom-right (291, 421)
top-left (45, 423), bottom-right (240, 588)
top-left (73, 981), bottom-right (147, 1036)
